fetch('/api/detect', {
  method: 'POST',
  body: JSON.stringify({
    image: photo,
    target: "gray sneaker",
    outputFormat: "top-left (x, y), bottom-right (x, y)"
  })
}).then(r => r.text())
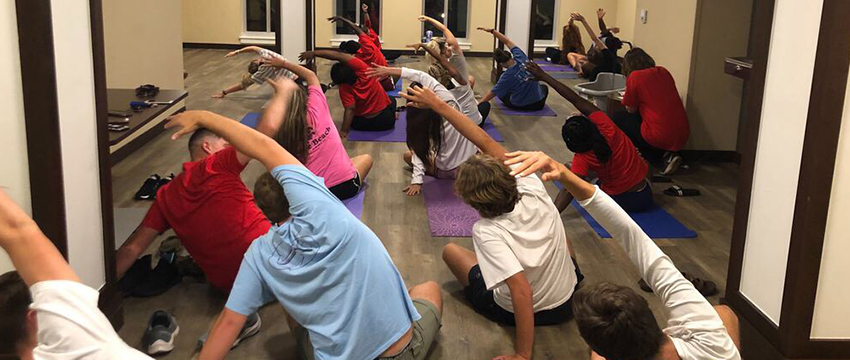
top-left (142, 310), bottom-right (180, 355)
top-left (197, 312), bottom-right (262, 350)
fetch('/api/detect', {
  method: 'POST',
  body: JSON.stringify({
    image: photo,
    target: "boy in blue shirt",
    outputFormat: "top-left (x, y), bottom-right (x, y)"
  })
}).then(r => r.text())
top-left (477, 28), bottom-right (550, 111)
top-left (164, 110), bottom-right (442, 360)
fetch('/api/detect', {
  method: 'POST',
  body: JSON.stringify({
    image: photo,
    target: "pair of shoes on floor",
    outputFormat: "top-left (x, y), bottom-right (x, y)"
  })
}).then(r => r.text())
top-left (143, 310), bottom-right (180, 355)
top-left (196, 312), bottom-right (262, 351)
top-left (637, 272), bottom-right (718, 297)
top-left (659, 152), bottom-right (684, 176)
top-left (134, 173), bottom-right (174, 200)
top-left (118, 252), bottom-right (183, 298)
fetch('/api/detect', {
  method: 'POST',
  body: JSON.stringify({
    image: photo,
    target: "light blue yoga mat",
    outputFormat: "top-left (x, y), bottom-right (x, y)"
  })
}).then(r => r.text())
top-left (554, 182), bottom-right (697, 239)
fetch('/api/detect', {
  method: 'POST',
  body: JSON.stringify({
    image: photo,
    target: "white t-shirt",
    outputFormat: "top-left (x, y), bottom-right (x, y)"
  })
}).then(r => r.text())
top-left (447, 53), bottom-right (483, 126)
top-left (30, 280), bottom-right (152, 360)
top-left (472, 170), bottom-right (577, 312)
top-left (578, 187), bottom-right (741, 360)
top-left (250, 49), bottom-right (297, 85)
top-left (402, 68), bottom-right (479, 185)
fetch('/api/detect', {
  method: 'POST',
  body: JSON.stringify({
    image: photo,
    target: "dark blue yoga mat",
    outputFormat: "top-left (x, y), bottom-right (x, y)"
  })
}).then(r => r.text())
top-left (347, 110), bottom-right (505, 143)
top-left (240, 112), bottom-right (262, 128)
top-left (554, 182), bottom-right (697, 239)
top-left (386, 78), bottom-right (403, 98)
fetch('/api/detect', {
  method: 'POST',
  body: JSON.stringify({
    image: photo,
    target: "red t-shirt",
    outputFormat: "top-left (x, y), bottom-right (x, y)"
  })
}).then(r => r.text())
top-left (141, 147), bottom-right (271, 291)
top-left (356, 32), bottom-right (388, 68)
top-left (570, 112), bottom-right (648, 195)
top-left (338, 57), bottom-right (391, 116)
top-left (621, 67), bottom-right (690, 151)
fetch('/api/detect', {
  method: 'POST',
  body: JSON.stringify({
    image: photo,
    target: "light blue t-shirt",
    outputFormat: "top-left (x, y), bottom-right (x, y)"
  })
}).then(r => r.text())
top-left (225, 165), bottom-right (420, 360)
top-left (491, 46), bottom-right (546, 107)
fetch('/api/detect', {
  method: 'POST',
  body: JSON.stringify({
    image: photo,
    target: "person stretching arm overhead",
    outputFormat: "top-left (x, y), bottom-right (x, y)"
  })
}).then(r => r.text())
top-left (504, 151), bottom-right (740, 360)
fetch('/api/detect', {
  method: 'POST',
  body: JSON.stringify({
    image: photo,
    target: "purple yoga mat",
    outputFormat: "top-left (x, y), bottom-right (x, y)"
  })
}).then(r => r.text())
top-left (422, 177), bottom-right (480, 237)
top-left (342, 183), bottom-right (367, 219)
top-left (539, 64), bottom-right (575, 72)
top-left (347, 110), bottom-right (505, 142)
top-left (494, 98), bottom-right (558, 117)
top-left (550, 72), bottom-right (581, 79)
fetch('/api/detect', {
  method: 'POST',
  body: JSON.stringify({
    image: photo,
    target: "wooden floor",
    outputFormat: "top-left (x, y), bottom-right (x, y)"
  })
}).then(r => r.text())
top-left (114, 49), bottom-right (740, 359)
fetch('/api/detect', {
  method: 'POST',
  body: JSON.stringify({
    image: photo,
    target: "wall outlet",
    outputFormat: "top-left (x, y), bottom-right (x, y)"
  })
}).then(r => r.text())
top-left (640, 9), bottom-right (648, 24)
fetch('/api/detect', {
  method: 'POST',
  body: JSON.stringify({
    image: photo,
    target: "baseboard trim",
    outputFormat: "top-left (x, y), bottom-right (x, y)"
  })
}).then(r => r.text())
top-left (680, 150), bottom-right (741, 164)
top-left (183, 42), bottom-right (277, 51)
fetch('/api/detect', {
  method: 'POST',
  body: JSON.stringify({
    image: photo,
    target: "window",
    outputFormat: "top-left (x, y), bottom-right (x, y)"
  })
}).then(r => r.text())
top-left (423, 0), bottom-right (469, 39)
top-left (534, 0), bottom-right (557, 43)
top-left (245, 0), bottom-right (272, 33)
top-left (335, 0), bottom-right (382, 36)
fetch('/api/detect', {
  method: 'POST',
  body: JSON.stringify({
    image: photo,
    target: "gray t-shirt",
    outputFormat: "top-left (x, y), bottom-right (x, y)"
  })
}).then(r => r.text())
top-left (448, 52), bottom-right (482, 125)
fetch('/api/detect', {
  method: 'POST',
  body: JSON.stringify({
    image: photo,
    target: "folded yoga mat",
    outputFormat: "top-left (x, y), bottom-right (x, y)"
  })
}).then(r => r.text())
top-left (342, 183), bottom-right (367, 219)
top-left (554, 182), bottom-right (697, 239)
top-left (347, 110), bottom-right (505, 142)
top-left (494, 98), bottom-right (558, 117)
top-left (422, 177), bottom-right (480, 237)
top-left (386, 78), bottom-right (403, 98)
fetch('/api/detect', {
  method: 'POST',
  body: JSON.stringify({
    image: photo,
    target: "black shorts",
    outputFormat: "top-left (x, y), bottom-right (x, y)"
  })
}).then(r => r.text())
top-left (351, 97), bottom-right (397, 132)
top-left (328, 171), bottom-right (362, 200)
top-left (463, 260), bottom-right (577, 326)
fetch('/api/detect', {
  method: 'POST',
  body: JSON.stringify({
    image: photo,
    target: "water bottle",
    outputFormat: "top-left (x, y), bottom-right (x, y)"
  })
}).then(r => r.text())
top-left (425, 30), bottom-right (433, 43)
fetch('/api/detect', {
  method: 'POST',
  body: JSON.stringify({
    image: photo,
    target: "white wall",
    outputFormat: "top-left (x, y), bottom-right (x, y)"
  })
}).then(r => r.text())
top-left (280, 0), bottom-right (307, 63)
top-left (0, 1), bottom-right (30, 274)
top-left (739, 0), bottom-right (824, 325)
top-left (505, 0), bottom-right (533, 54)
top-left (811, 69), bottom-right (850, 339)
top-left (50, 0), bottom-right (106, 289)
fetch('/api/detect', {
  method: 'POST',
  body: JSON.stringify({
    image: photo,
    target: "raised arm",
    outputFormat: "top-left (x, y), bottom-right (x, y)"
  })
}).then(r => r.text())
top-left (300, 50), bottom-right (354, 64)
top-left (253, 77), bottom-right (300, 140)
top-left (573, 13), bottom-right (606, 50)
top-left (224, 46), bottom-right (265, 58)
top-left (0, 190), bottom-right (79, 285)
top-left (260, 56), bottom-right (320, 86)
top-left (503, 151), bottom-right (596, 201)
top-left (419, 15), bottom-right (460, 53)
top-left (166, 110), bottom-right (301, 171)
top-left (328, 16), bottom-right (364, 36)
top-left (418, 43), bottom-right (467, 85)
top-left (596, 8), bottom-right (608, 34)
top-left (402, 87), bottom-right (506, 159)
top-left (525, 61), bottom-right (599, 116)
top-left (478, 27), bottom-right (516, 50)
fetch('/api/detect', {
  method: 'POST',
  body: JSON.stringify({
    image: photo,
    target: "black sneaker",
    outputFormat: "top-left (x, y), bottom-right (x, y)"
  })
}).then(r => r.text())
top-left (142, 310), bottom-right (180, 355)
top-left (157, 173), bottom-right (174, 191)
top-left (135, 174), bottom-right (161, 200)
top-left (197, 312), bottom-right (262, 350)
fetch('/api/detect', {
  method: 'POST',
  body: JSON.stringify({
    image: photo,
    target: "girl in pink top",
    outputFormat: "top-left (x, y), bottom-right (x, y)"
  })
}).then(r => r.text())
top-left (260, 57), bottom-right (373, 200)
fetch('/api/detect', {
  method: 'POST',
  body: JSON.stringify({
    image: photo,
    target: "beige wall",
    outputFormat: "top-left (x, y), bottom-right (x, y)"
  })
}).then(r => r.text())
top-left (547, 0), bottom-right (620, 52)
top-left (183, 0), bottom-right (243, 45)
top-left (631, 0), bottom-right (697, 102)
top-left (811, 67), bottom-right (850, 339)
top-left (0, 0), bottom-right (30, 274)
top-left (615, 0), bottom-right (636, 42)
top-left (684, 0), bottom-right (752, 151)
top-left (316, 0), bottom-right (495, 52)
top-left (103, 0), bottom-right (184, 89)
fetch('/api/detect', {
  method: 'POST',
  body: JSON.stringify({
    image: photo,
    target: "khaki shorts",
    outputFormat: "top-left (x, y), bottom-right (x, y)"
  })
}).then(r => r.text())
top-left (294, 299), bottom-right (442, 360)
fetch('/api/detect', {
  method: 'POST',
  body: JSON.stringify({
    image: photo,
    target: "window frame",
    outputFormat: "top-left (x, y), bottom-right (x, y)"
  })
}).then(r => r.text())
top-left (532, 0), bottom-right (560, 51)
top-left (421, 0), bottom-right (471, 45)
top-left (241, 0), bottom-right (275, 45)
top-left (332, 0), bottom-right (383, 44)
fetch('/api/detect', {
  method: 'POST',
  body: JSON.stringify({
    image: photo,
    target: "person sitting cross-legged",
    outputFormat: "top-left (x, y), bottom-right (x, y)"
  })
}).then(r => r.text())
top-left (503, 150), bottom-right (741, 360)
top-left (161, 110), bottom-right (443, 360)
top-left (401, 86), bottom-right (581, 360)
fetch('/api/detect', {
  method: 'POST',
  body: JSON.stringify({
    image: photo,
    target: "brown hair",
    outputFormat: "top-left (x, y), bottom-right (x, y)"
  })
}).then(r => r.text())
top-left (424, 39), bottom-right (454, 88)
top-left (572, 282), bottom-right (665, 360)
top-left (273, 87), bottom-right (312, 164)
top-left (562, 22), bottom-right (586, 55)
top-left (406, 104), bottom-right (443, 173)
top-left (0, 271), bottom-right (32, 355)
top-left (454, 154), bottom-right (520, 218)
top-left (188, 128), bottom-right (220, 157)
top-left (253, 172), bottom-right (291, 224)
top-left (623, 48), bottom-right (656, 77)
top-left (493, 48), bottom-right (513, 66)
